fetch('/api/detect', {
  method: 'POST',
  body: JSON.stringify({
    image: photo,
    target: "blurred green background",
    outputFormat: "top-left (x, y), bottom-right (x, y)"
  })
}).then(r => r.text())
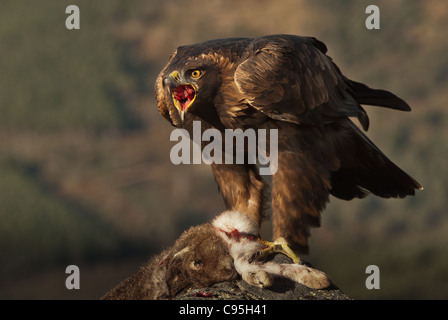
top-left (0, 0), bottom-right (446, 299)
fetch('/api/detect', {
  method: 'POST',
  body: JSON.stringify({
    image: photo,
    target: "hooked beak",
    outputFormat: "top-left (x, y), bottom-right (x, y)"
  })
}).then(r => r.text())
top-left (166, 71), bottom-right (196, 121)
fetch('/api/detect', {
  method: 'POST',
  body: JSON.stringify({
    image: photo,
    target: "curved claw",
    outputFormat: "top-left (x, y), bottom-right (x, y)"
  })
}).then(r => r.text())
top-left (255, 237), bottom-right (301, 264)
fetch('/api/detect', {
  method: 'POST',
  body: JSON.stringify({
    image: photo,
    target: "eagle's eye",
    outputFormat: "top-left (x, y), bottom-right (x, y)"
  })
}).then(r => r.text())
top-left (190, 70), bottom-right (201, 79)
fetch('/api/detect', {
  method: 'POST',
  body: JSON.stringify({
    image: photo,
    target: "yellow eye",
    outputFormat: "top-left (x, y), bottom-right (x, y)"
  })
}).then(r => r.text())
top-left (191, 70), bottom-right (201, 79)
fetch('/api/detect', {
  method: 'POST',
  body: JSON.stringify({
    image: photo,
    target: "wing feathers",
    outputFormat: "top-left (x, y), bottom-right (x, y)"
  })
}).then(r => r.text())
top-left (349, 80), bottom-right (412, 111)
top-left (235, 35), bottom-right (412, 132)
top-left (330, 121), bottom-right (422, 200)
top-left (235, 36), bottom-right (368, 128)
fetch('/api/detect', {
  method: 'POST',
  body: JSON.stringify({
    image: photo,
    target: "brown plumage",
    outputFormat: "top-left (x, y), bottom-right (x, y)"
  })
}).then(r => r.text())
top-left (155, 34), bottom-right (422, 254)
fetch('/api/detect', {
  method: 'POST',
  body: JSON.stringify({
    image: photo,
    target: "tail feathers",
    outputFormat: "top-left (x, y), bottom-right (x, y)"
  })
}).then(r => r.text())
top-left (349, 80), bottom-right (411, 111)
top-left (331, 121), bottom-right (422, 200)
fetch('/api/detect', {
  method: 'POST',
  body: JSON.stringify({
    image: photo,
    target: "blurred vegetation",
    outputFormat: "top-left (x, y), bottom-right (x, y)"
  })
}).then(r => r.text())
top-left (0, 0), bottom-right (446, 299)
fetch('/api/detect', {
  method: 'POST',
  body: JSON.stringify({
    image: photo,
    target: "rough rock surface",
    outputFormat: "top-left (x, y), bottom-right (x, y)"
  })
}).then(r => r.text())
top-left (175, 254), bottom-right (351, 300)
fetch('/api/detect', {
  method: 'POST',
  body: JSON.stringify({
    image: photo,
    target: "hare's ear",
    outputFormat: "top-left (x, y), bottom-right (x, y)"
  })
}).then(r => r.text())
top-left (172, 246), bottom-right (190, 260)
top-left (173, 246), bottom-right (204, 270)
top-left (148, 254), bottom-right (174, 299)
top-left (147, 246), bottom-right (191, 299)
top-left (164, 246), bottom-right (194, 296)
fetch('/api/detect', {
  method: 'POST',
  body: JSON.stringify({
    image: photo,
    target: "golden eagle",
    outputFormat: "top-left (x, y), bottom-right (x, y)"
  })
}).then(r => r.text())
top-left (155, 34), bottom-right (422, 256)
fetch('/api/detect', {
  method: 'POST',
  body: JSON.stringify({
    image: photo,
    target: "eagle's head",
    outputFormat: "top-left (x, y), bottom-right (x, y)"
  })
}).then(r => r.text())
top-left (162, 56), bottom-right (222, 122)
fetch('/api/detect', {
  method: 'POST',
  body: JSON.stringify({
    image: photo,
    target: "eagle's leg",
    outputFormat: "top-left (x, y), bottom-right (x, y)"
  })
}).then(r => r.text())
top-left (271, 148), bottom-right (332, 255)
top-left (211, 163), bottom-right (266, 228)
top-left (253, 237), bottom-right (301, 264)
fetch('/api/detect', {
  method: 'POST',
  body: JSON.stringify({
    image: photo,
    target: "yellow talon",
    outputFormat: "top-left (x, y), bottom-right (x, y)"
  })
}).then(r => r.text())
top-left (256, 237), bottom-right (301, 264)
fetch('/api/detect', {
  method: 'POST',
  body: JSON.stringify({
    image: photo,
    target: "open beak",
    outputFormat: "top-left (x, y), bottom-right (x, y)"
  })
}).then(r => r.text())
top-left (166, 71), bottom-right (196, 121)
